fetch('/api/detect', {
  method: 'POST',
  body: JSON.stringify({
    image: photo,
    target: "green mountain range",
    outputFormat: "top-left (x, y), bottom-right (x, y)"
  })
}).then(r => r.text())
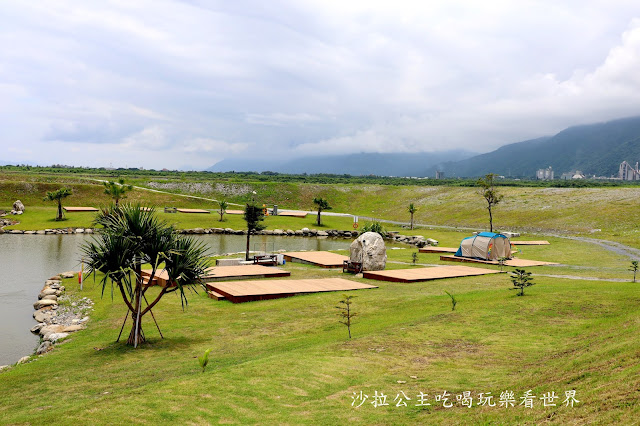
top-left (435, 116), bottom-right (640, 178)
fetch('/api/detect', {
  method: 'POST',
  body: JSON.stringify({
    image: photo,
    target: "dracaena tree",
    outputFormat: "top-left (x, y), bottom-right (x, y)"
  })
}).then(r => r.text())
top-left (408, 203), bottom-right (417, 230)
top-left (103, 178), bottom-right (133, 206)
top-left (43, 187), bottom-right (72, 221)
top-left (313, 197), bottom-right (331, 226)
top-left (243, 203), bottom-right (266, 260)
top-left (81, 204), bottom-right (210, 347)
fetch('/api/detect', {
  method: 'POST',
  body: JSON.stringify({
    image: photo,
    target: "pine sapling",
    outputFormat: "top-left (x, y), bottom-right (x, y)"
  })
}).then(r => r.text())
top-left (336, 294), bottom-right (357, 339)
top-left (629, 261), bottom-right (638, 283)
top-left (510, 268), bottom-right (535, 296)
top-left (412, 252), bottom-right (418, 265)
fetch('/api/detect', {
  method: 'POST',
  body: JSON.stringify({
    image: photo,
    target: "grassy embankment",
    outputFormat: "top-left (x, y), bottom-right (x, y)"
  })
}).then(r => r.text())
top-left (3, 172), bottom-right (640, 249)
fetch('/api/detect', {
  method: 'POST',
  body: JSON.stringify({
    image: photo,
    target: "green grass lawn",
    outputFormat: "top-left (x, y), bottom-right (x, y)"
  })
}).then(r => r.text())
top-left (1, 240), bottom-right (639, 423)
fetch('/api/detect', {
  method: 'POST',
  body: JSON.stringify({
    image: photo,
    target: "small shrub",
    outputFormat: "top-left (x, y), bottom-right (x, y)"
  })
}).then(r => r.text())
top-left (510, 268), bottom-right (534, 296)
top-left (198, 348), bottom-right (212, 372)
top-left (412, 252), bottom-right (418, 265)
top-left (336, 294), bottom-right (357, 339)
top-left (629, 261), bottom-right (638, 283)
top-left (361, 221), bottom-right (387, 237)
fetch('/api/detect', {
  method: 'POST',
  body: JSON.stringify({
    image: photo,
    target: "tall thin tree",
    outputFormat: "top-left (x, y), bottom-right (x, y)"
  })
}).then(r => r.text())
top-left (243, 203), bottom-right (266, 261)
top-left (477, 173), bottom-right (504, 232)
top-left (408, 203), bottom-right (417, 230)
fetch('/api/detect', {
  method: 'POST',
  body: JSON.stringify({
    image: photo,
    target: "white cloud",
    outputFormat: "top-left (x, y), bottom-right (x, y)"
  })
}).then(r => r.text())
top-left (1, 1), bottom-right (640, 168)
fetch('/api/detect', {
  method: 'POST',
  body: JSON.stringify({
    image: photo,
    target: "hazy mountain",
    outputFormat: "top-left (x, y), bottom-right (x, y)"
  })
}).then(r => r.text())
top-left (433, 116), bottom-right (640, 178)
top-left (208, 150), bottom-right (477, 176)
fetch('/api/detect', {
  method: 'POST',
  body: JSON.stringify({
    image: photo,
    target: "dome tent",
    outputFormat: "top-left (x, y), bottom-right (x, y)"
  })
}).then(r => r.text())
top-left (454, 232), bottom-right (512, 261)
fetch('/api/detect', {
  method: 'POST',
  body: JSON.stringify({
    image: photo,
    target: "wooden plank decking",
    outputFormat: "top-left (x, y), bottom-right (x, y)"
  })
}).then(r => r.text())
top-left (176, 208), bottom-right (210, 214)
top-left (277, 211), bottom-right (308, 218)
top-left (142, 265), bottom-right (290, 287)
top-left (282, 251), bottom-right (350, 268)
top-left (440, 255), bottom-right (558, 267)
top-left (63, 207), bottom-right (99, 212)
top-left (418, 247), bottom-right (458, 254)
top-left (225, 209), bottom-right (245, 215)
top-left (511, 241), bottom-right (551, 245)
top-left (206, 278), bottom-right (377, 303)
top-left (363, 265), bottom-right (501, 283)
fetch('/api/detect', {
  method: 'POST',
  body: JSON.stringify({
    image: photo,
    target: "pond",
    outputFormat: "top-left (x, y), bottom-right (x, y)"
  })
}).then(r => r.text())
top-left (0, 233), bottom-right (352, 365)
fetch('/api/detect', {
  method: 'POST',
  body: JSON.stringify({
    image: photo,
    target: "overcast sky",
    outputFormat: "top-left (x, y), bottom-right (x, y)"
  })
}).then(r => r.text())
top-left (1, 0), bottom-right (640, 170)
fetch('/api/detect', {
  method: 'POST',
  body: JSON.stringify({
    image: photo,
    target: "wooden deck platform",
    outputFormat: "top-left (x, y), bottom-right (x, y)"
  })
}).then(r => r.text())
top-left (282, 251), bottom-right (350, 268)
top-left (206, 278), bottom-right (377, 303)
top-left (363, 265), bottom-right (501, 283)
top-left (277, 211), bottom-right (308, 218)
top-left (63, 206), bottom-right (99, 212)
top-left (142, 265), bottom-right (290, 286)
top-left (225, 209), bottom-right (245, 215)
top-left (418, 247), bottom-right (458, 254)
top-left (202, 265), bottom-right (290, 282)
top-left (176, 208), bottom-right (210, 214)
top-left (440, 255), bottom-right (558, 267)
top-left (511, 241), bottom-right (550, 245)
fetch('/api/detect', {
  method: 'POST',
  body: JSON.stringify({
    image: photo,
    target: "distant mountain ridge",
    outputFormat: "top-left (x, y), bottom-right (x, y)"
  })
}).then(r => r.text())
top-left (208, 151), bottom-right (477, 176)
top-left (435, 116), bottom-right (640, 178)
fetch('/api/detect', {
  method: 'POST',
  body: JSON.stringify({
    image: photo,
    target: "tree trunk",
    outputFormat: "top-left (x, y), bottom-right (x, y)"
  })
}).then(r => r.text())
top-left (57, 200), bottom-right (63, 220)
top-left (488, 206), bottom-right (493, 232)
top-left (245, 231), bottom-right (251, 261)
top-left (126, 318), bottom-right (145, 345)
top-left (410, 213), bottom-right (414, 230)
top-left (317, 210), bottom-right (321, 226)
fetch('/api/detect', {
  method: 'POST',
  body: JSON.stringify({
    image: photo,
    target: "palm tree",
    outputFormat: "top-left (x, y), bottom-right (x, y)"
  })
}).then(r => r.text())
top-left (218, 200), bottom-right (228, 221)
top-left (408, 203), bottom-right (417, 230)
top-left (243, 203), bottom-right (266, 260)
top-left (103, 178), bottom-right (133, 206)
top-left (81, 204), bottom-right (209, 347)
top-left (313, 197), bottom-right (332, 226)
top-left (43, 187), bottom-right (72, 221)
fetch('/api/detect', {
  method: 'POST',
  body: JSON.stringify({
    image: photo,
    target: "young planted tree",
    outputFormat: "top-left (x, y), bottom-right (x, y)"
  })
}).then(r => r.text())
top-left (243, 203), bottom-right (266, 261)
top-left (218, 200), bottom-right (228, 222)
top-left (411, 252), bottom-right (419, 265)
top-left (444, 290), bottom-right (457, 311)
top-left (477, 173), bottom-right (504, 232)
top-left (81, 204), bottom-right (209, 347)
top-left (313, 197), bottom-right (332, 226)
top-left (510, 268), bottom-right (535, 296)
top-left (336, 294), bottom-right (357, 339)
top-left (629, 261), bottom-right (639, 282)
top-left (408, 203), bottom-right (417, 230)
top-left (43, 187), bottom-right (72, 221)
top-left (103, 178), bottom-right (133, 206)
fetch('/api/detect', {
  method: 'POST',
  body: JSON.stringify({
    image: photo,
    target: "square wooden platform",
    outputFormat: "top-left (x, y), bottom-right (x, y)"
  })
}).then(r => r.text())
top-left (206, 277), bottom-right (377, 303)
top-left (282, 251), bottom-right (350, 268)
top-left (363, 265), bottom-right (501, 283)
top-left (440, 255), bottom-right (558, 267)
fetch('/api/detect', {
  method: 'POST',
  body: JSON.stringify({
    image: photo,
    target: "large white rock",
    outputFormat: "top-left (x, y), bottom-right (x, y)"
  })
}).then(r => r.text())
top-left (47, 332), bottom-right (69, 343)
top-left (349, 231), bottom-right (387, 271)
top-left (12, 200), bottom-right (25, 212)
